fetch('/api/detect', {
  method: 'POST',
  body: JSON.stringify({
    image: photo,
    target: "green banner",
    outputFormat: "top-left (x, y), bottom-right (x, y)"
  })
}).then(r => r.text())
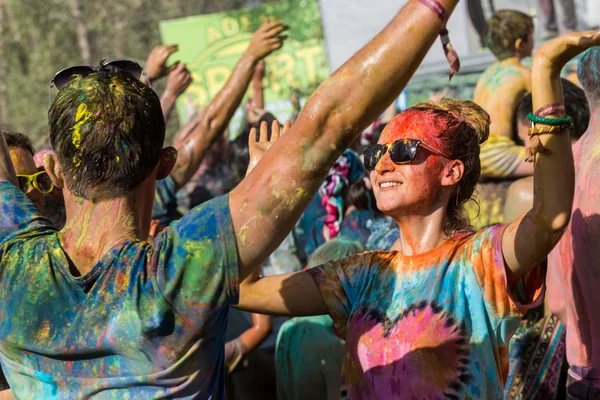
top-left (159, 0), bottom-right (329, 134)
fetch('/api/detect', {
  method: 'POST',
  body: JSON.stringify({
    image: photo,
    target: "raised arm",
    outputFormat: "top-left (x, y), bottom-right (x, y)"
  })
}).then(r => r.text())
top-left (0, 133), bottom-right (18, 186)
top-left (170, 20), bottom-right (287, 189)
top-left (502, 31), bottom-right (600, 283)
top-left (160, 63), bottom-right (192, 121)
top-left (230, 0), bottom-right (460, 281)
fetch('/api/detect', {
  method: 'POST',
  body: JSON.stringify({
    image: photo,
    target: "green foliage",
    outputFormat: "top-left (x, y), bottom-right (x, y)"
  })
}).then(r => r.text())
top-left (0, 0), bottom-right (279, 147)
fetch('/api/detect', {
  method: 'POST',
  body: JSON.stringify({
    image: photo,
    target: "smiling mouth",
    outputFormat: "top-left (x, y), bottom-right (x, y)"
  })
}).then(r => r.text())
top-left (379, 182), bottom-right (402, 188)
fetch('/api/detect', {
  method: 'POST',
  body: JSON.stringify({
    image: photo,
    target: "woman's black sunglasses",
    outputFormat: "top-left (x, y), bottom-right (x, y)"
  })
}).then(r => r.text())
top-left (50, 60), bottom-right (148, 90)
top-left (363, 138), bottom-right (451, 171)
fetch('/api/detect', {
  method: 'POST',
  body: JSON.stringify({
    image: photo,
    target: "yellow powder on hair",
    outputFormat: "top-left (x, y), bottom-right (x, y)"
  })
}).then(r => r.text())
top-left (72, 103), bottom-right (94, 149)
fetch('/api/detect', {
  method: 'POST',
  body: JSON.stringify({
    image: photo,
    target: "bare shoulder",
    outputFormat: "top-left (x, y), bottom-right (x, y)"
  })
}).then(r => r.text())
top-left (508, 176), bottom-right (534, 197)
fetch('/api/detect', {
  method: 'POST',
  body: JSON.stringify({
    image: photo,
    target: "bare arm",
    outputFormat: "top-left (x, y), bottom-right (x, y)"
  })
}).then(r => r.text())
top-left (251, 60), bottom-right (265, 110)
top-left (160, 63), bottom-right (192, 121)
top-left (502, 31), bottom-right (600, 283)
top-left (0, 133), bottom-right (17, 186)
top-left (0, 390), bottom-right (13, 400)
top-left (503, 176), bottom-right (534, 222)
top-left (231, 0), bottom-right (460, 283)
top-left (237, 270), bottom-right (327, 316)
top-left (170, 20), bottom-right (287, 189)
top-left (238, 313), bottom-right (272, 353)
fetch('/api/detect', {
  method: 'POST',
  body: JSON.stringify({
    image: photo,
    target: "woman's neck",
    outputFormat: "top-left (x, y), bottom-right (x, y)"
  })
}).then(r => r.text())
top-left (390, 206), bottom-right (450, 255)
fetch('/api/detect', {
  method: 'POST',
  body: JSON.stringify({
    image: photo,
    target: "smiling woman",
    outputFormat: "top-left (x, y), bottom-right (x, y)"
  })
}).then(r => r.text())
top-left (368, 99), bottom-right (489, 237)
top-left (236, 29), bottom-right (600, 398)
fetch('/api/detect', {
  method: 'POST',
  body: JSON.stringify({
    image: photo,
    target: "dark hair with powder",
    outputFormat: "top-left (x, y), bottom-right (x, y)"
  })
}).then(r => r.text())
top-left (2, 131), bottom-right (35, 156)
top-left (516, 78), bottom-right (590, 142)
top-left (400, 99), bottom-right (490, 233)
top-left (577, 47), bottom-right (600, 106)
top-left (486, 10), bottom-right (534, 61)
top-left (49, 63), bottom-right (165, 201)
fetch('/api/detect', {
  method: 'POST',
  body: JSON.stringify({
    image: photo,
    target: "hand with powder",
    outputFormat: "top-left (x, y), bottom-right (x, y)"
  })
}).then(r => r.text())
top-left (144, 44), bottom-right (179, 81)
top-left (246, 119), bottom-right (291, 177)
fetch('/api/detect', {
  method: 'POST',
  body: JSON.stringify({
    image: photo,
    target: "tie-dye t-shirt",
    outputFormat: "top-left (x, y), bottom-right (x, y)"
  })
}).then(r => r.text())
top-left (307, 223), bottom-right (545, 399)
top-left (0, 181), bottom-right (238, 399)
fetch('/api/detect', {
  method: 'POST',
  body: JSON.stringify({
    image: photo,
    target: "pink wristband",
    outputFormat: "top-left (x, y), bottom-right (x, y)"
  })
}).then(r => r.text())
top-left (417, 0), bottom-right (460, 80)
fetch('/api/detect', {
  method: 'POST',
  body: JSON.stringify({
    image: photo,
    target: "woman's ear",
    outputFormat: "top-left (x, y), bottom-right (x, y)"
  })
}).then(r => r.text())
top-left (43, 153), bottom-right (65, 189)
top-left (441, 159), bottom-right (464, 187)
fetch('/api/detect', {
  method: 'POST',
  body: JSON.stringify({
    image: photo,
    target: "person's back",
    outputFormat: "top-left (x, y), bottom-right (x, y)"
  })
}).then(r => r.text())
top-left (473, 10), bottom-right (535, 179)
top-left (474, 10), bottom-right (534, 140)
top-left (474, 59), bottom-right (531, 139)
top-left (0, 64), bottom-right (241, 398)
top-left (548, 47), bottom-right (600, 397)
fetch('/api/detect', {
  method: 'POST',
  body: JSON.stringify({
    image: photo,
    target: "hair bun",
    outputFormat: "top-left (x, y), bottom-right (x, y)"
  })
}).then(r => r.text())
top-left (434, 98), bottom-right (490, 145)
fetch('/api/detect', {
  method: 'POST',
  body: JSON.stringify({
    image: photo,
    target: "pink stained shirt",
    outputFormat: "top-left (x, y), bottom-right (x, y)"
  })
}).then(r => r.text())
top-left (548, 128), bottom-right (600, 371)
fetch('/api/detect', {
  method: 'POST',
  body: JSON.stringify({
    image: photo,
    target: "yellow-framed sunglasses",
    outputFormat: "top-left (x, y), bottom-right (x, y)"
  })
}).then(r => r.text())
top-left (16, 171), bottom-right (54, 194)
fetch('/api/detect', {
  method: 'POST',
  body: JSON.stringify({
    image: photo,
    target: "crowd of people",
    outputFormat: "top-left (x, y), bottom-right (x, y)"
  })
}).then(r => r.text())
top-left (0, 0), bottom-right (599, 399)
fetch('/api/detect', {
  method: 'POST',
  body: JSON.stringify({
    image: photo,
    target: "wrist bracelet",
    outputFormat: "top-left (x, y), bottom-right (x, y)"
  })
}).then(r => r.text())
top-left (527, 112), bottom-right (572, 126)
top-left (417, 0), bottom-right (460, 80)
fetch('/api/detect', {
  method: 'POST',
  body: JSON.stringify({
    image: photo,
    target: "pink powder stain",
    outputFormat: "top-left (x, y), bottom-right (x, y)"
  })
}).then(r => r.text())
top-left (346, 304), bottom-right (469, 399)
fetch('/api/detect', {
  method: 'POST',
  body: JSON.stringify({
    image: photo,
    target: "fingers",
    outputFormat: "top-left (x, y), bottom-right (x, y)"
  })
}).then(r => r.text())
top-left (165, 44), bottom-right (179, 55)
top-left (282, 120), bottom-right (292, 136)
top-left (259, 121), bottom-right (269, 142)
top-left (166, 61), bottom-right (181, 74)
top-left (271, 120), bottom-right (281, 141)
top-left (248, 127), bottom-right (258, 147)
top-left (265, 23), bottom-right (289, 38)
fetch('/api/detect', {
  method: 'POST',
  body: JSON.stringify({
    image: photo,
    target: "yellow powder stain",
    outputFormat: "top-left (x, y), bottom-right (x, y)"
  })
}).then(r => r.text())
top-left (72, 103), bottom-right (94, 149)
top-left (116, 156), bottom-right (120, 163)
top-left (37, 320), bottom-right (50, 342)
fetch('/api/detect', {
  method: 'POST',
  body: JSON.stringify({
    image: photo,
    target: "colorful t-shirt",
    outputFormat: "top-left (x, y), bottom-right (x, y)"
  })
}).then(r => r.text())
top-left (548, 131), bottom-right (600, 371)
top-left (0, 181), bottom-right (239, 399)
top-left (308, 224), bottom-right (545, 399)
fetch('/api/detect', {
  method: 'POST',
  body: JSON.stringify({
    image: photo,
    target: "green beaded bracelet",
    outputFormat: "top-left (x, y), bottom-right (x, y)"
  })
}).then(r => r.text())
top-left (527, 112), bottom-right (572, 126)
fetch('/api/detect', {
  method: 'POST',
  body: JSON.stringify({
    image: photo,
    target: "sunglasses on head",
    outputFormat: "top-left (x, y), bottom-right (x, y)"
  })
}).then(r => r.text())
top-left (363, 138), bottom-right (451, 171)
top-left (50, 60), bottom-right (148, 91)
top-left (17, 171), bottom-right (54, 195)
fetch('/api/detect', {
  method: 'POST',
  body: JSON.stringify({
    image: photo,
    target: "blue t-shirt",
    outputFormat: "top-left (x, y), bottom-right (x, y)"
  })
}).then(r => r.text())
top-left (0, 181), bottom-right (239, 399)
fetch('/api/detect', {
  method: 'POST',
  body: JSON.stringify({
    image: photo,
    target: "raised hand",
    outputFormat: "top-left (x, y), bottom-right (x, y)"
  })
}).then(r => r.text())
top-left (164, 63), bottom-right (193, 99)
top-left (536, 30), bottom-right (600, 72)
top-left (246, 119), bottom-right (291, 176)
top-left (246, 19), bottom-right (288, 61)
top-left (144, 44), bottom-right (179, 81)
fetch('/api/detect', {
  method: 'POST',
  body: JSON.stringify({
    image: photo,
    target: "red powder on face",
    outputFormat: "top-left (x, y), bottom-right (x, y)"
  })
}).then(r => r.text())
top-left (380, 111), bottom-right (450, 169)
top-left (380, 111), bottom-right (446, 151)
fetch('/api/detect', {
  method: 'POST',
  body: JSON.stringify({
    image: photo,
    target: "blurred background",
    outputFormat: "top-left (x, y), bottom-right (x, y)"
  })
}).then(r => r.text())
top-left (0, 0), bottom-right (595, 146)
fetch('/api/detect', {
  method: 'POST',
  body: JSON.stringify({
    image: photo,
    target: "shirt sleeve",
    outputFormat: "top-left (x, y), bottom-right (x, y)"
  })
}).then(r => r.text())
top-left (151, 194), bottom-right (239, 326)
top-left (306, 252), bottom-right (378, 338)
top-left (465, 222), bottom-right (546, 344)
top-left (0, 181), bottom-right (53, 247)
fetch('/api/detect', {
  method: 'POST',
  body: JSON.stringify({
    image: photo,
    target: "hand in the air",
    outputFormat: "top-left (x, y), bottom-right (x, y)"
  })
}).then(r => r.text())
top-left (535, 30), bottom-right (600, 72)
top-left (246, 19), bottom-right (289, 61)
top-left (246, 119), bottom-right (291, 177)
top-left (164, 63), bottom-right (193, 99)
top-left (144, 44), bottom-right (179, 81)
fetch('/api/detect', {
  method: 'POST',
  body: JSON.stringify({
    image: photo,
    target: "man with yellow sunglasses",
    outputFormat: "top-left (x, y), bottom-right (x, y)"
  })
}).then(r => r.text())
top-left (2, 131), bottom-right (50, 212)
